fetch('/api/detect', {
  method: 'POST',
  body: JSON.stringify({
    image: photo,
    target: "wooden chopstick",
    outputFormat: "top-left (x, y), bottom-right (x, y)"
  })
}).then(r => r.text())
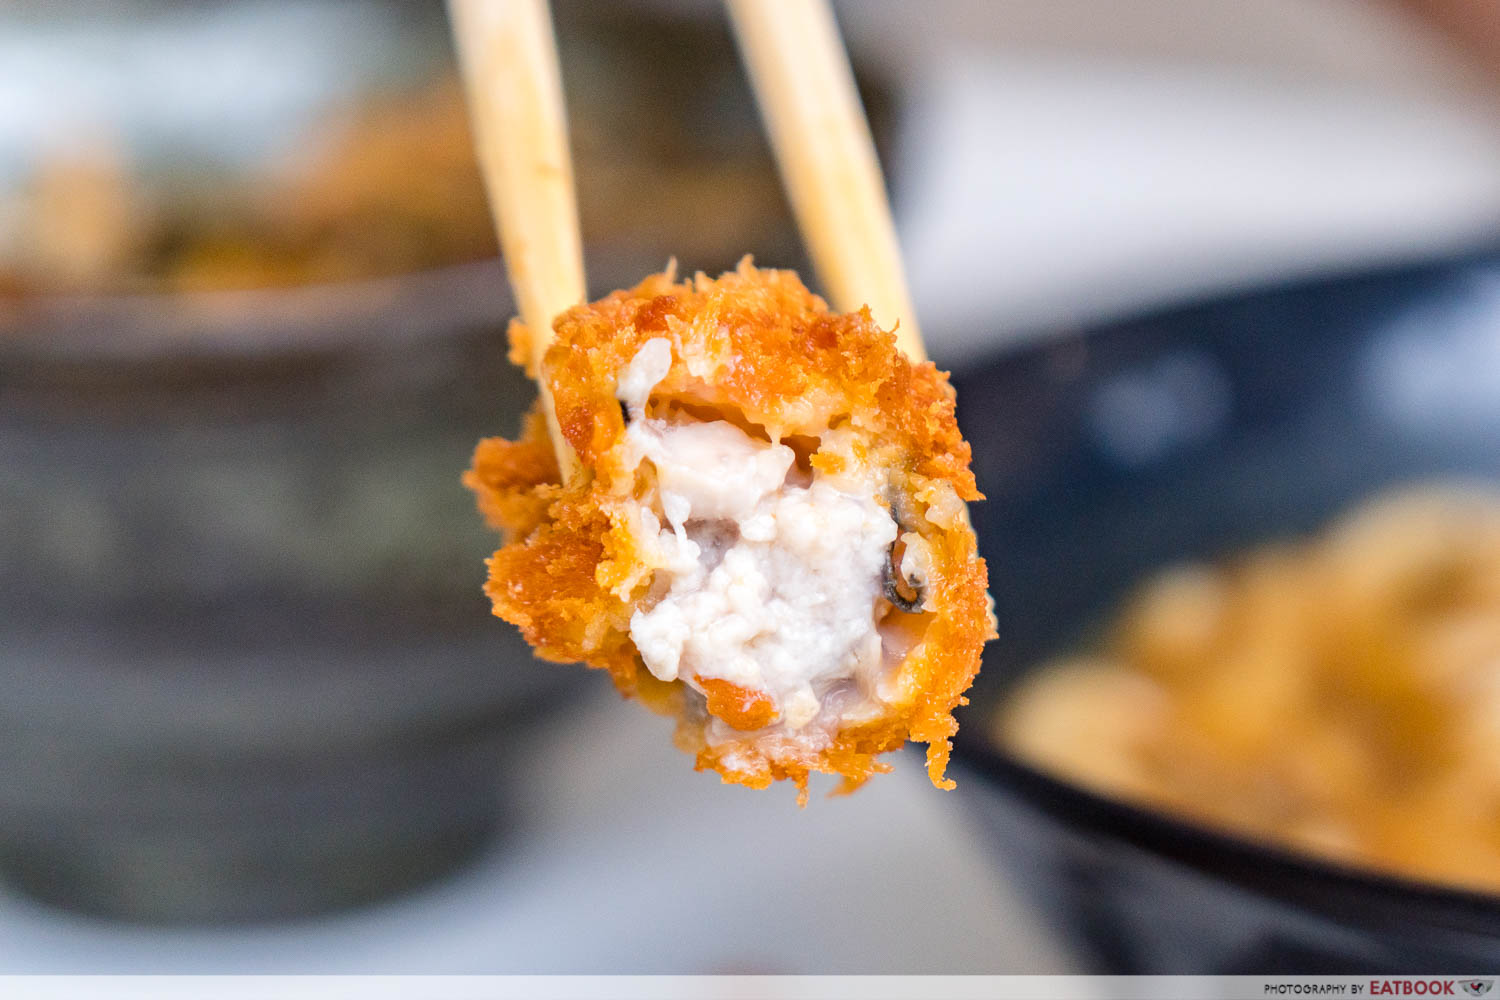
top-left (726, 0), bottom-right (927, 363)
top-left (449, 0), bottom-right (583, 479)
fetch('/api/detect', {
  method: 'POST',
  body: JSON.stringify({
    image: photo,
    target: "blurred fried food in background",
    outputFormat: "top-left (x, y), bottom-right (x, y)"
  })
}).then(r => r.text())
top-left (1000, 486), bottom-right (1500, 892)
top-left (1, 8), bottom-right (858, 300)
top-left (3, 76), bottom-right (791, 296)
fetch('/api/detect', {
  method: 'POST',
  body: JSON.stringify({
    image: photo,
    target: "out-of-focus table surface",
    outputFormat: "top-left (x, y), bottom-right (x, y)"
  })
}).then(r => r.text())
top-left (0, 682), bottom-right (1070, 973)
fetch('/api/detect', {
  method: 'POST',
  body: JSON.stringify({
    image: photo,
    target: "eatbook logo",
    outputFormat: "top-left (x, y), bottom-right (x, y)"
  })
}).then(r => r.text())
top-left (1462, 982), bottom-right (1494, 997)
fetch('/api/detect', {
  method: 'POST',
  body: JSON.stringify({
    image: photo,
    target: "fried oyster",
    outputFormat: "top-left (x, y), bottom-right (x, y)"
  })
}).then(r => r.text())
top-left (466, 259), bottom-right (993, 801)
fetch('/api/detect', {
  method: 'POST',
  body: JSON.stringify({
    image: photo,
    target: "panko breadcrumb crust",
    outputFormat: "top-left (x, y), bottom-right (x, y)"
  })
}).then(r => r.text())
top-left (465, 260), bottom-right (994, 801)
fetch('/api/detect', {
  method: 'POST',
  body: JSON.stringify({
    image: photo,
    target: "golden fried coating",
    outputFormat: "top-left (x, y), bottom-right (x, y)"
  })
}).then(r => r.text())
top-left (465, 260), bottom-right (994, 800)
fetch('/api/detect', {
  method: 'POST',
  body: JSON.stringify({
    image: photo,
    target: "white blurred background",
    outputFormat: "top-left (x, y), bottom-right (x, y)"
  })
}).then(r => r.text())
top-left (844, 0), bottom-right (1500, 360)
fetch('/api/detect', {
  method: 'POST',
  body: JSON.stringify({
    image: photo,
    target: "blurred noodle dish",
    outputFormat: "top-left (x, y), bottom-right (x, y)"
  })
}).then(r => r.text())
top-left (997, 485), bottom-right (1500, 893)
top-left (8, 81), bottom-right (498, 296)
top-left (1, 44), bottom-right (800, 299)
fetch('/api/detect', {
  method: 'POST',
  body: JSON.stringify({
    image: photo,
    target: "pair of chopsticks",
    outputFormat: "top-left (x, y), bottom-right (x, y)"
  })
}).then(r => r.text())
top-left (449, 0), bottom-right (925, 475)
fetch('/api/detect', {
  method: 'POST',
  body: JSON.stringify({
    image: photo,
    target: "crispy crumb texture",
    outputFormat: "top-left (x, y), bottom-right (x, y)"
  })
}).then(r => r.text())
top-left (464, 259), bottom-right (995, 801)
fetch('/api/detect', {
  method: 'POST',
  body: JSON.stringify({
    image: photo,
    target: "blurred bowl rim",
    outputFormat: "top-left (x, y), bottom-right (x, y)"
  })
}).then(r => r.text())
top-left (953, 727), bottom-right (1500, 934)
top-left (0, 259), bottom-right (514, 365)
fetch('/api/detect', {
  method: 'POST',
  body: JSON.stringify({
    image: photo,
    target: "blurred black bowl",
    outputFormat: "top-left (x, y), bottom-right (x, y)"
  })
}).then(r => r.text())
top-left (948, 247), bottom-right (1500, 972)
top-left (0, 0), bottom-right (893, 927)
top-left (0, 263), bottom-right (585, 923)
